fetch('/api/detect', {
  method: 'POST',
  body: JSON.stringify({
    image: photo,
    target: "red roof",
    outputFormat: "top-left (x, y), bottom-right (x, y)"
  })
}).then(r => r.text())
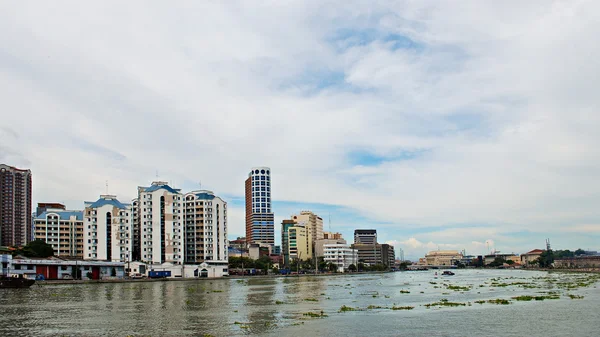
top-left (525, 249), bottom-right (544, 255)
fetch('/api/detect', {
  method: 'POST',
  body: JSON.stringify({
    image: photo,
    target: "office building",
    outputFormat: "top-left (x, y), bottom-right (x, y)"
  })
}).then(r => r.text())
top-left (34, 208), bottom-right (83, 258)
top-left (0, 164), bottom-right (32, 246)
top-left (324, 244), bottom-right (358, 272)
top-left (245, 167), bottom-right (274, 245)
top-left (354, 229), bottom-right (377, 245)
top-left (83, 195), bottom-right (133, 262)
top-left (352, 243), bottom-right (395, 267)
top-left (137, 181), bottom-right (182, 265)
top-left (182, 190), bottom-right (228, 264)
top-left (291, 211), bottom-right (323, 243)
top-left (288, 224), bottom-right (312, 261)
top-left (323, 231), bottom-right (343, 240)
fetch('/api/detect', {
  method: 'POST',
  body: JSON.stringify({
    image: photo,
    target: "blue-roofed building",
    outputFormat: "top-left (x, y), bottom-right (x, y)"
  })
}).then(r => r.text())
top-left (34, 208), bottom-right (84, 258)
top-left (84, 195), bottom-right (132, 263)
top-left (182, 190), bottom-right (228, 265)
top-left (137, 182), bottom-right (183, 265)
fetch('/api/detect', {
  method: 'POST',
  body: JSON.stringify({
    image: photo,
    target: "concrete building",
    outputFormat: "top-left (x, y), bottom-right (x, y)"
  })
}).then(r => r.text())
top-left (36, 202), bottom-right (66, 216)
top-left (131, 198), bottom-right (140, 261)
top-left (484, 253), bottom-right (520, 265)
top-left (9, 256), bottom-right (125, 280)
top-left (324, 244), bottom-right (358, 272)
top-left (288, 225), bottom-right (312, 261)
top-left (351, 243), bottom-right (395, 267)
top-left (248, 242), bottom-right (271, 260)
top-left (291, 211), bottom-right (323, 243)
top-left (245, 167), bottom-right (274, 246)
top-left (315, 236), bottom-right (347, 258)
top-left (83, 195), bottom-right (133, 262)
top-left (34, 209), bottom-right (83, 258)
top-left (521, 249), bottom-right (544, 266)
top-left (281, 219), bottom-right (296, 267)
top-left (421, 250), bottom-right (464, 266)
top-left (354, 229), bottom-right (377, 245)
top-left (554, 256), bottom-right (600, 269)
top-left (182, 190), bottom-right (228, 265)
top-left (323, 232), bottom-right (343, 240)
top-left (137, 181), bottom-right (182, 265)
top-left (0, 164), bottom-right (32, 247)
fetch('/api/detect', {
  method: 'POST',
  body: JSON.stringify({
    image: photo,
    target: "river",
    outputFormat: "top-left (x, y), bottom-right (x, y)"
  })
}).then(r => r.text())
top-left (1, 270), bottom-right (598, 336)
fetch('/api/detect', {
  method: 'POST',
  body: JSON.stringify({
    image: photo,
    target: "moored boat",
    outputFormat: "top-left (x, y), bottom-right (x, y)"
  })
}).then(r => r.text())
top-left (0, 275), bottom-right (36, 288)
top-left (442, 270), bottom-right (455, 276)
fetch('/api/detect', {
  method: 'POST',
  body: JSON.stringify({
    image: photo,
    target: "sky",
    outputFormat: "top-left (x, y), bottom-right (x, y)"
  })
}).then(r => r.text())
top-left (1, 1), bottom-right (599, 260)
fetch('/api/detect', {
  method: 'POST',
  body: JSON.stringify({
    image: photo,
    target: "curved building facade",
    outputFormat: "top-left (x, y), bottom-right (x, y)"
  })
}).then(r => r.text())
top-left (245, 167), bottom-right (274, 246)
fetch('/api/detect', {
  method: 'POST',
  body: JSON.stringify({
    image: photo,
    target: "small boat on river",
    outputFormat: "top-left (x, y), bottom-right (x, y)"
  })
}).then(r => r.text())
top-left (442, 270), bottom-right (455, 276)
top-left (0, 275), bottom-right (36, 288)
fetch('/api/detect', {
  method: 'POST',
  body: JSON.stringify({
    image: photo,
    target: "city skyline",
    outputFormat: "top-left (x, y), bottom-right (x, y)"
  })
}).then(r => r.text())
top-left (2, 2), bottom-right (600, 260)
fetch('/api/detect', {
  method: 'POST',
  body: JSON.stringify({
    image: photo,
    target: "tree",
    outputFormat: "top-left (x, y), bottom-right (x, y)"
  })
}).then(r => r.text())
top-left (488, 257), bottom-right (506, 267)
top-left (318, 257), bottom-right (327, 272)
top-left (348, 264), bottom-right (357, 272)
top-left (12, 239), bottom-right (54, 258)
top-left (538, 250), bottom-right (555, 268)
top-left (328, 262), bottom-right (338, 272)
top-left (357, 262), bottom-right (366, 272)
top-left (505, 260), bottom-right (515, 265)
top-left (575, 249), bottom-right (586, 256)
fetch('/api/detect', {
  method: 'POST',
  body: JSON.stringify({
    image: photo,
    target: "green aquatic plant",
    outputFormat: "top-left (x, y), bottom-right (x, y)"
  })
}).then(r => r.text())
top-left (487, 299), bottom-right (510, 305)
top-left (367, 305), bottom-right (384, 309)
top-left (339, 305), bottom-right (357, 312)
top-left (391, 306), bottom-right (414, 310)
top-left (302, 311), bottom-right (328, 318)
top-left (275, 300), bottom-right (285, 305)
top-left (567, 294), bottom-right (584, 299)
top-left (446, 285), bottom-right (471, 291)
top-left (400, 290), bottom-right (410, 294)
top-left (474, 300), bottom-right (485, 304)
top-left (304, 298), bottom-right (318, 302)
top-left (424, 299), bottom-right (466, 308)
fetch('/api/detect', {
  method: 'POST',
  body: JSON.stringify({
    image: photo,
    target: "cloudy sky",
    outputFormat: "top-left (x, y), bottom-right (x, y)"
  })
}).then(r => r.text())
top-left (1, 1), bottom-right (599, 259)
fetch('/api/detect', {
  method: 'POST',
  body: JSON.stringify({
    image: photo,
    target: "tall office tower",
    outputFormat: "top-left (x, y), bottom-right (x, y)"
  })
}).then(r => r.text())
top-left (83, 195), bottom-right (133, 262)
top-left (0, 164), bottom-right (32, 247)
top-left (34, 208), bottom-right (83, 258)
top-left (182, 190), bottom-right (228, 264)
top-left (281, 219), bottom-right (296, 268)
top-left (354, 229), bottom-right (377, 245)
top-left (245, 167), bottom-right (274, 246)
top-left (137, 181), bottom-right (183, 265)
top-left (291, 211), bottom-right (324, 243)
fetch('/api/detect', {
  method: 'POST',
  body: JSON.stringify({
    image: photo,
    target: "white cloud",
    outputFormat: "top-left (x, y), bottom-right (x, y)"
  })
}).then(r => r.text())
top-left (1, 1), bottom-right (599, 254)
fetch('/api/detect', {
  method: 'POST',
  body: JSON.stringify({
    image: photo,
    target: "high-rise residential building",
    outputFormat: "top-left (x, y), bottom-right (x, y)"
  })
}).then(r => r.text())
top-left (354, 229), bottom-right (377, 245)
top-left (281, 219), bottom-right (296, 267)
top-left (245, 167), bottom-right (274, 246)
top-left (182, 190), bottom-right (228, 264)
top-left (0, 164), bottom-right (32, 247)
top-left (131, 198), bottom-right (140, 261)
top-left (291, 211), bottom-right (323, 243)
top-left (324, 244), bottom-right (358, 272)
top-left (137, 181), bottom-right (183, 265)
top-left (288, 224), bottom-right (312, 262)
top-left (34, 208), bottom-right (83, 258)
top-left (36, 202), bottom-right (66, 216)
top-left (83, 195), bottom-right (132, 262)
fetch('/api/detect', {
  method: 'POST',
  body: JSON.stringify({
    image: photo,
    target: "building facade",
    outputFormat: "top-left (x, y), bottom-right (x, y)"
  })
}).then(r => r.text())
top-left (324, 244), bottom-right (358, 272)
top-left (281, 219), bottom-right (296, 268)
top-left (323, 231), bottom-right (343, 240)
top-left (83, 195), bottom-right (132, 262)
top-left (245, 167), bottom-right (274, 245)
top-left (354, 229), bottom-right (377, 245)
top-left (351, 243), bottom-right (395, 267)
top-left (288, 225), bottom-right (312, 261)
top-left (34, 209), bottom-right (83, 258)
top-left (291, 211), bottom-right (323, 244)
top-left (0, 164), bottom-right (32, 247)
top-left (137, 182), bottom-right (182, 265)
top-left (421, 250), bottom-right (464, 266)
top-left (521, 249), bottom-right (544, 266)
top-left (315, 237), bottom-right (347, 258)
top-left (182, 190), bottom-right (228, 264)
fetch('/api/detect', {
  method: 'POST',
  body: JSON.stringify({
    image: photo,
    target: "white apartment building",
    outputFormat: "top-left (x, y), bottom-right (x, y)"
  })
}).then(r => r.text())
top-left (137, 181), bottom-right (183, 265)
top-left (83, 195), bottom-right (132, 262)
top-left (182, 190), bottom-right (228, 264)
top-left (324, 244), bottom-right (358, 272)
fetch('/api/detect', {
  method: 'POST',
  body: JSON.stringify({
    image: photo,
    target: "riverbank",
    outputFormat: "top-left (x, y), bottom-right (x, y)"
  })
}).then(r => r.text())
top-left (34, 270), bottom-right (393, 286)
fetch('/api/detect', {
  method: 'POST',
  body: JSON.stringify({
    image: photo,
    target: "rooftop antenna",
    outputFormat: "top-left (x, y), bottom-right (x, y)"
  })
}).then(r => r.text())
top-left (546, 238), bottom-right (551, 251)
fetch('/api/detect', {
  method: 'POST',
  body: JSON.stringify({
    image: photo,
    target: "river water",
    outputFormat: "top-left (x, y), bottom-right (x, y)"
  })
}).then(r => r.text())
top-left (0, 270), bottom-right (598, 336)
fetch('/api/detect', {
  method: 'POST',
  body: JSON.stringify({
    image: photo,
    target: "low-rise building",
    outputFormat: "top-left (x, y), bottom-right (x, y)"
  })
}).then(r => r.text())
top-left (521, 249), bottom-right (544, 266)
top-left (352, 243), bottom-right (395, 267)
top-left (9, 256), bottom-right (125, 280)
top-left (554, 256), bottom-right (600, 269)
top-left (484, 253), bottom-right (520, 265)
top-left (324, 244), bottom-right (358, 272)
top-left (423, 250), bottom-right (463, 266)
top-left (315, 237), bottom-right (347, 258)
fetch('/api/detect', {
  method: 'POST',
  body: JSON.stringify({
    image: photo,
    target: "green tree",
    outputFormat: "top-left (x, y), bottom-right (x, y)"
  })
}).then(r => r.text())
top-left (538, 250), bottom-right (555, 268)
top-left (488, 257), bottom-right (507, 267)
top-left (328, 262), bottom-right (338, 272)
top-left (12, 239), bottom-right (54, 258)
top-left (318, 257), bottom-right (327, 272)
top-left (575, 249), bottom-right (586, 256)
top-left (357, 262), bottom-right (366, 272)
top-left (348, 264), bottom-right (357, 272)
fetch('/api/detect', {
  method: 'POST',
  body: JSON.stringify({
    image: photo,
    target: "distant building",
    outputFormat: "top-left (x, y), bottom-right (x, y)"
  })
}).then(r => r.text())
top-left (288, 225), bottom-right (312, 261)
top-left (315, 236), bottom-right (347, 258)
top-left (281, 219), bottom-right (296, 267)
top-left (323, 232), bottom-right (343, 240)
top-left (83, 195), bottom-right (133, 262)
top-left (182, 190), bottom-right (228, 265)
top-left (248, 242), bottom-right (271, 260)
top-left (324, 244), bottom-right (358, 272)
top-left (36, 203), bottom-right (66, 215)
top-left (10, 256), bottom-right (125, 280)
top-left (351, 243), bottom-right (395, 267)
top-left (554, 256), bottom-right (600, 269)
top-left (291, 211), bottom-right (324, 243)
top-left (354, 229), bottom-right (377, 245)
top-left (136, 182), bottom-right (182, 265)
top-left (484, 253), bottom-right (520, 265)
top-left (245, 167), bottom-right (274, 246)
top-left (521, 249), bottom-right (544, 266)
top-left (34, 209), bottom-right (84, 258)
top-left (0, 164), bottom-right (32, 247)
top-left (421, 250), bottom-right (464, 266)
top-left (272, 245), bottom-right (281, 255)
